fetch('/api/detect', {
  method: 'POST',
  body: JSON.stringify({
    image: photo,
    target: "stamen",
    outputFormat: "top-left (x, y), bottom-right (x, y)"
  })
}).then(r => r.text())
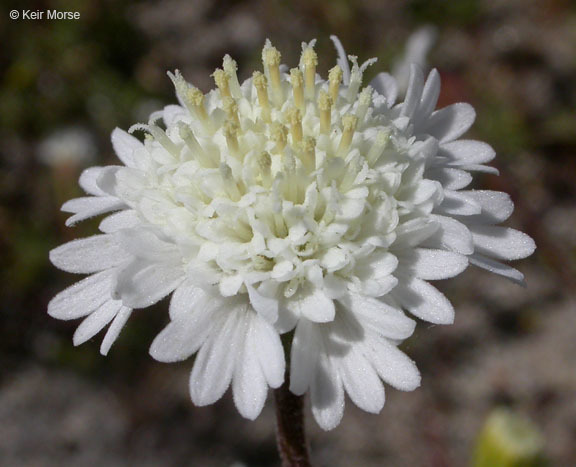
top-left (219, 163), bottom-right (241, 201)
top-left (270, 122), bottom-right (287, 154)
top-left (222, 96), bottom-right (240, 128)
top-left (366, 129), bottom-right (390, 165)
top-left (337, 115), bottom-right (358, 157)
top-left (222, 55), bottom-right (241, 97)
top-left (285, 107), bottom-right (303, 144)
top-left (298, 136), bottom-right (316, 171)
top-left (262, 41), bottom-right (283, 106)
top-left (300, 46), bottom-right (318, 100)
top-left (256, 151), bottom-right (272, 187)
top-left (253, 71), bottom-right (271, 122)
top-left (290, 68), bottom-right (305, 111)
top-left (346, 56), bottom-right (362, 101)
top-left (340, 153), bottom-right (362, 191)
top-left (224, 120), bottom-right (240, 157)
top-left (185, 86), bottom-right (211, 129)
top-left (178, 122), bottom-right (212, 166)
top-left (318, 90), bottom-right (332, 134)
top-left (213, 68), bottom-right (231, 98)
top-left (328, 65), bottom-right (343, 103)
top-left (148, 124), bottom-right (179, 156)
top-left (356, 86), bottom-right (372, 122)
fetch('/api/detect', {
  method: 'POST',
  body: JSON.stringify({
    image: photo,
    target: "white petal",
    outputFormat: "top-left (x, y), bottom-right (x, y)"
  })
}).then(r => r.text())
top-left (394, 278), bottom-right (454, 324)
top-left (169, 282), bottom-right (213, 320)
top-left (426, 167), bottom-right (472, 190)
top-left (285, 284), bottom-right (335, 323)
top-left (417, 68), bottom-right (441, 121)
top-left (95, 166), bottom-right (122, 195)
top-left (219, 274), bottom-right (244, 297)
top-left (440, 140), bottom-right (495, 165)
top-left (400, 65), bottom-right (424, 119)
top-left (426, 103), bottom-right (476, 142)
top-left (370, 72), bottom-right (398, 106)
top-left (48, 270), bottom-right (114, 320)
top-left (461, 190), bottom-right (514, 224)
top-left (111, 128), bottom-right (142, 167)
top-left (50, 235), bottom-right (129, 274)
top-left (427, 214), bottom-right (474, 255)
top-left (99, 210), bottom-right (139, 233)
top-left (150, 305), bottom-right (214, 362)
top-left (469, 253), bottom-right (526, 285)
top-left (363, 336), bottom-right (421, 391)
top-left (339, 347), bottom-right (385, 414)
top-left (233, 315), bottom-right (268, 420)
top-left (73, 300), bottom-right (122, 346)
top-left (114, 260), bottom-right (184, 308)
top-left (323, 274), bottom-right (348, 299)
top-left (290, 319), bottom-right (321, 395)
top-left (251, 316), bottom-right (285, 388)
top-left (116, 228), bottom-right (180, 262)
top-left (339, 292), bottom-right (416, 340)
top-left (394, 218), bottom-right (439, 248)
top-left (79, 167), bottom-right (107, 196)
top-left (361, 275), bottom-right (398, 298)
top-left (100, 306), bottom-right (132, 355)
top-left (163, 105), bottom-right (186, 128)
top-left (189, 313), bottom-right (239, 406)
top-left (248, 284), bottom-right (278, 323)
top-left (311, 355), bottom-right (345, 431)
top-left (470, 225), bottom-right (536, 261)
top-left (437, 191), bottom-right (482, 216)
top-left (62, 197), bottom-right (125, 226)
top-left (405, 248), bottom-right (468, 280)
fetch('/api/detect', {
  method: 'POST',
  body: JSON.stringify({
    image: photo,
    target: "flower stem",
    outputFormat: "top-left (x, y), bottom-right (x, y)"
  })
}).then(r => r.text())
top-left (274, 372), bottom-right (311, 467)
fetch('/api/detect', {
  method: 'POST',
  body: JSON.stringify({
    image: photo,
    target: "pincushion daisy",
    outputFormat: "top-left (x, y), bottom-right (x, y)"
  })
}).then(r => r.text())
top-left (49, 37), bottom-right (535, 433)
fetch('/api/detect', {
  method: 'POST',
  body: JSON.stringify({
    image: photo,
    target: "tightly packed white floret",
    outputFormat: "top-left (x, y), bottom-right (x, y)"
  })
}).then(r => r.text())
top-left (48, 37), bottom-right (535, 430)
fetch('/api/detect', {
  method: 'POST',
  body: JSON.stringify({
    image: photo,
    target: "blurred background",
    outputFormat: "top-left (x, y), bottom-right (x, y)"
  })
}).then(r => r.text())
top-left (1, 0), bottom-right (575, 465)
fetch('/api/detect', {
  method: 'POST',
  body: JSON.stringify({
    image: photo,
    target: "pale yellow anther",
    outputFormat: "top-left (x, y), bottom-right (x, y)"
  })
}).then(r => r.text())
top-left (213, 68), bottom-right (231, 98)
top-left (318, 90), bottom-right (332, 134)
top-left (356, 86), bottom-right (373, 121)
top-left (285, 107), bottom-right (303, 144)
top-left (253, 71), bottom-right (271, 122)
top-left (222, 55), bottom-right (241, 97)
top-left (301, 46), bottom-right (318, 100)
top-left (262, 42), bottom-right (283, 105)
top-left (222, 96), bottom-right (240, 127)
top-left (337, 115), bottom-right (358, 156)
top-left (298, 136), bottom-right (316, 171)
top-left (328, 65), bottom-right (343, 102)
top-left (184, 86), bottom-right (210, 126)
top-left (366, 129), bottom-right (390, 165)
top-left (290, 68), bottom-right (305, 111)
top-left (270, 122), bottom-right (287, 154)
top-left (224, 120), bottom-right (240, 156)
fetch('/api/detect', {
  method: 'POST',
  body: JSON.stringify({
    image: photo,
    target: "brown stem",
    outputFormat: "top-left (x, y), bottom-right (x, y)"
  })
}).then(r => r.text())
top-left (274, 372), bottom-right (311, 467)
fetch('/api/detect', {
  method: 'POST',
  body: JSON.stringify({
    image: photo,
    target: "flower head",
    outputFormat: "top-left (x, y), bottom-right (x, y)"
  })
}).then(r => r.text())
top-left (49, 37), bottom-right (535, 430)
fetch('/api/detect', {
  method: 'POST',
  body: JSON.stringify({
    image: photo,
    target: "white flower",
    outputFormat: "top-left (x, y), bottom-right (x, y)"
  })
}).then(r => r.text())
top-left (38, 126), bottom-right (96, 167)
top-left (49, 37), bottom-right (535, 430)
